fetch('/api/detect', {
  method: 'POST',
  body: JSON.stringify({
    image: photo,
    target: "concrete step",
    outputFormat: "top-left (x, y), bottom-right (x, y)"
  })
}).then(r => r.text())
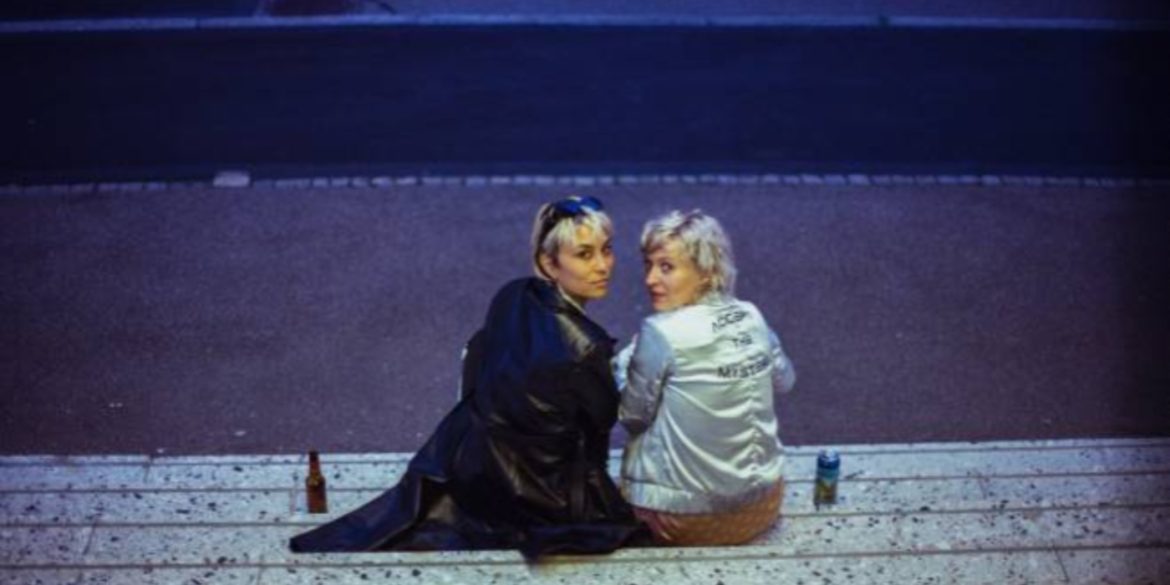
top-left (2, 438), bottom-right (1168, 584)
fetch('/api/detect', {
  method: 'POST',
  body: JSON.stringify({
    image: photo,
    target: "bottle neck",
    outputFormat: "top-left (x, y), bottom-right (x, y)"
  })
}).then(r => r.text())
top-left (308, 451), bottom-right (321, 473)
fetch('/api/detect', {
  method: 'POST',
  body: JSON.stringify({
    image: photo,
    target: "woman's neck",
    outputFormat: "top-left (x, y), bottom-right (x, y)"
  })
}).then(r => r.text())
top-left (557, 286), bottom-right (587, 313)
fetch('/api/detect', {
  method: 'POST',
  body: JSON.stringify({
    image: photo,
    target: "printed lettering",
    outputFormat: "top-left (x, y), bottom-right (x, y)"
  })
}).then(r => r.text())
top-left (715, 353), bottom-right (771, 380)
top-left (711, 310), bottom-right (748, 333)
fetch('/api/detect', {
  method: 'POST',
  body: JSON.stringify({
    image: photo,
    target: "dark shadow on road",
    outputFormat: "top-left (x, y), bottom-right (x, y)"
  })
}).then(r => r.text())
top-left (1118, 191), bottom-right (1170, 436)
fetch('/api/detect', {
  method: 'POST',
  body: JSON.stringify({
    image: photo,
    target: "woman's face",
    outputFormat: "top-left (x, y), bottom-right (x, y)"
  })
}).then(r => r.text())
top-left (644, 238), bottom-right (707, 312)
top-left (541, 224), bottom-right (614, 305)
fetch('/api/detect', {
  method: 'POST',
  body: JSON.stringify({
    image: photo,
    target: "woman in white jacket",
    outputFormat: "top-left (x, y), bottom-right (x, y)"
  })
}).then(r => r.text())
top-left (615, 209), bottom-right (796, 545)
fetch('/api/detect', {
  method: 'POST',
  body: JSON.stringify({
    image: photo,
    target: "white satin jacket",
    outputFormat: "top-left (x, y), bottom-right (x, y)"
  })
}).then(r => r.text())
top-left (614, 295), bottom-right (795, 513)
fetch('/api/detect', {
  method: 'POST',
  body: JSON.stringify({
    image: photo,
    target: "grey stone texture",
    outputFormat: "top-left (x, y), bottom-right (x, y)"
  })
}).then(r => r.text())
top-left (1, 439), bottom-right (1168, 583)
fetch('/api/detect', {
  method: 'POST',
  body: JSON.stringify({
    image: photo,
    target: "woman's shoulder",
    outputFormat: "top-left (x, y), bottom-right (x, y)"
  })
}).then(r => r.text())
top-left (492, 276), bottom-right (541, 302)
top-left (555, 306), bottom-right (614, 360)
top-left (484, 277), bottom-right (558, 318)
top-left (490, 277), bottom-right (612, 359)
top-left (640, 302), bottom-right (716, 345)
top-left (729, 298), bottom-right (768, 323)
top-left (643, 294), bottom-right (743, 326)
top-left (642, 297), bottom-right (767, 347)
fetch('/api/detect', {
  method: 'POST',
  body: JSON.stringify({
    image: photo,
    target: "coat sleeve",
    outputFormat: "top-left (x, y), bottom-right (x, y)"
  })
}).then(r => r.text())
top-left (459, 328), bottom-right (485, 402)
top-left (769, 328), bottom-right (796, 394)
top-left (618, 321), bottom-right (672, 435)
top-left (611, 334), bottom-right (637, 393)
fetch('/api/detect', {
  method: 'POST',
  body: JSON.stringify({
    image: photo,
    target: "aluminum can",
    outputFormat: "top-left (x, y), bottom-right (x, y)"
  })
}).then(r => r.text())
top-left (814, 449), bottom-right (840, 506)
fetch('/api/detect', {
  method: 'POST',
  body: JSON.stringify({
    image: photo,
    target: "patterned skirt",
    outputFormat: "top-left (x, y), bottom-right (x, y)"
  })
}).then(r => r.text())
top-left (631, 481), bottom-right (784, 546)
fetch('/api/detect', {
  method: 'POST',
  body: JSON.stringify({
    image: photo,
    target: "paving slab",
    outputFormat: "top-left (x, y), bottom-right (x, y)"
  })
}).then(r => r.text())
top-left (0, 569), bottom-right (83, 585)
top-left (982, 473), bottom-right (1170, 509)
top-left (1035, 507), bottom-right (1170, 548)
top-left (145, 464), bottom-right (300, 491)
top-left (785, 476), bottom-right (992, 514)
top-left (83, 525), bottom-right (284, 566)
top-left (252, 550), bottom-right (1067, 584)
top-left (0, 464), bottom-right (147, 491)
top-left (798, 445), bottom-right (1170, 480)
top-left (3, 439), bottom-right (1169, 583)
top-left (76, 567), bottom-right (262, 585)
top-left (0, 492), bottom-right (104, 525)
top-left (1058, 547), bottom-right (1170, 585)
top-left (90, 490), bottom-right (294, 524)
top-left (0, 526), bottom-right (92, 564)
top-left (289, 462), bottom-right (405, 491)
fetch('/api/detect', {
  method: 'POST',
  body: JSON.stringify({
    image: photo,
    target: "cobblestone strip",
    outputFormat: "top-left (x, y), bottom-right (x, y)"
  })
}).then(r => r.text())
top-left (3, 174), bottom-right (1169, 195)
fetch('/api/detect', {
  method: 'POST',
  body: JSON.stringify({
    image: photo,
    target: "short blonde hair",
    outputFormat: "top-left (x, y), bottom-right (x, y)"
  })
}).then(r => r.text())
top-left (641, 210), bottom-right (737, 296)
top-left (531, 196), bottom-right (614, 279)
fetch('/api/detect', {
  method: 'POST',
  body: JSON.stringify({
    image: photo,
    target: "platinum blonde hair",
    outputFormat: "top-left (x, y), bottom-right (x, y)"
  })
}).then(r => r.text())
top-left (531, 197), bottom-right (614, 279)
top-left (641, 209), bottom-right (737, 296)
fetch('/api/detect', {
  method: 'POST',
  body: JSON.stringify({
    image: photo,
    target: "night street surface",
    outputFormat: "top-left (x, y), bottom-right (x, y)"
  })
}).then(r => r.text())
top-left (2, 184), bottom-right (1167, 455)
top-left (2, 25), bottom-right (1169, 183)
top-left (3, 18), bottom-right (1169, 456)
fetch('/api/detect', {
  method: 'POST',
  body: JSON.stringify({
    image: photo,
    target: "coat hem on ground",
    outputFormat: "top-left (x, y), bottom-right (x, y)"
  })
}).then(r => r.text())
top-left (289, 277), bottom-right (650, 557)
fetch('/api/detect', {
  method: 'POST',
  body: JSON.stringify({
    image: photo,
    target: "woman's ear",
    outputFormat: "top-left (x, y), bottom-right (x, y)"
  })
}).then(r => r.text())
top-left (538, 253), bottom-right (558, 279)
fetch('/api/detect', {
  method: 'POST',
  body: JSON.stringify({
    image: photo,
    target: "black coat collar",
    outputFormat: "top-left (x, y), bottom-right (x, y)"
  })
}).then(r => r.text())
top-left (524, 277), bottom-right (614, 348)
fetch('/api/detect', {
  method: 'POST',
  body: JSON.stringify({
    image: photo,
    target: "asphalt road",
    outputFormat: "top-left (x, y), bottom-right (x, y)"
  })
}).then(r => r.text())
top-left (2, 25), bottom-right (1169, 183)
top-left (3, 23), bottom-right (1168, 456)
top-left (2, 184), bottom-right (1167, 455)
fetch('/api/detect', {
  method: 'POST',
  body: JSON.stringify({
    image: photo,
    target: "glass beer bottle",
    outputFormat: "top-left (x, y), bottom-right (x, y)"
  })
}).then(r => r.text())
top-left (306, 450), bottom-right (328, 514)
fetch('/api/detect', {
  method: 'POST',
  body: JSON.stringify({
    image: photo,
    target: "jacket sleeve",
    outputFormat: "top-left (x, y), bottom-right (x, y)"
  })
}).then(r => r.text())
top-left (619, 321), bottom-right (672, 435)
top-left (769, 328), bottom-right (796, 394)
top-left (611, 334), bottom-right (637, 393)
top-left (459, 328), bottom-right (485, 402)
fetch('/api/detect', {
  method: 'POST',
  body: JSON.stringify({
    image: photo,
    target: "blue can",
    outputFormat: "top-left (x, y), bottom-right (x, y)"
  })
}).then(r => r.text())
top-left (814, 450), bottom-right (840, 507)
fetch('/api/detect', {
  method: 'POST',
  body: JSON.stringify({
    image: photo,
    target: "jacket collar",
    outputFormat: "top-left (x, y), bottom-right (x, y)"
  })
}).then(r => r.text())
top-left (557, 286), bottom-right (587, 314)
top-left (528, 277), bottom-right (614, 346)
top-left (531, 277), bottom-right (586, 316)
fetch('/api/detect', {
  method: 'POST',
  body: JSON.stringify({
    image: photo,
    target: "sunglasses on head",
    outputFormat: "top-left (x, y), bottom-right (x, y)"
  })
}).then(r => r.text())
top-left (537, 196), bottom-right (604, 245)
top-left (534, 196), bottom-right (604, 277)
top-left (549, 195), bottom-right (603, 219)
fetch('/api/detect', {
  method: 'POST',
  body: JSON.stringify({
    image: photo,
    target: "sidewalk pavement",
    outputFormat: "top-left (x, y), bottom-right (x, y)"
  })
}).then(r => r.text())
top-left (3, 438), bottom-right (1168, 584)
top-left (263, 0), bottom-right (1170, 22)
top-left (3, 0), bottom-right (1169, 26)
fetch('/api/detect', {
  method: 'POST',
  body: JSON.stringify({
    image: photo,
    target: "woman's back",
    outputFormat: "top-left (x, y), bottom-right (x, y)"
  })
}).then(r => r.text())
top-left (290, 195), bottom-right (647, 557)
top-left (470, 278), bottom-right (615, 438)
top-left (621, 296), bottom-right (790, 513)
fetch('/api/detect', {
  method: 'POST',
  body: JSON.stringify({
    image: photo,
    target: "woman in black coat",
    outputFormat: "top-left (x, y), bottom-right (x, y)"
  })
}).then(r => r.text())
top-left (289, 196), bottom-right (646, 557)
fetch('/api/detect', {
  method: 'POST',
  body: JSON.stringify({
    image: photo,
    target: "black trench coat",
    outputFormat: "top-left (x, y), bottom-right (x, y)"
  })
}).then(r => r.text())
top-left (289, 278), bottom-right (647, 556)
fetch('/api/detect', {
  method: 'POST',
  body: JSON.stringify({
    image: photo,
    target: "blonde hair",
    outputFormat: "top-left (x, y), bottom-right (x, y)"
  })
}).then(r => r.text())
top-left (531, 197), bottom-right (614, 279)
top-left (641, 209), bottom-right (737, 296)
